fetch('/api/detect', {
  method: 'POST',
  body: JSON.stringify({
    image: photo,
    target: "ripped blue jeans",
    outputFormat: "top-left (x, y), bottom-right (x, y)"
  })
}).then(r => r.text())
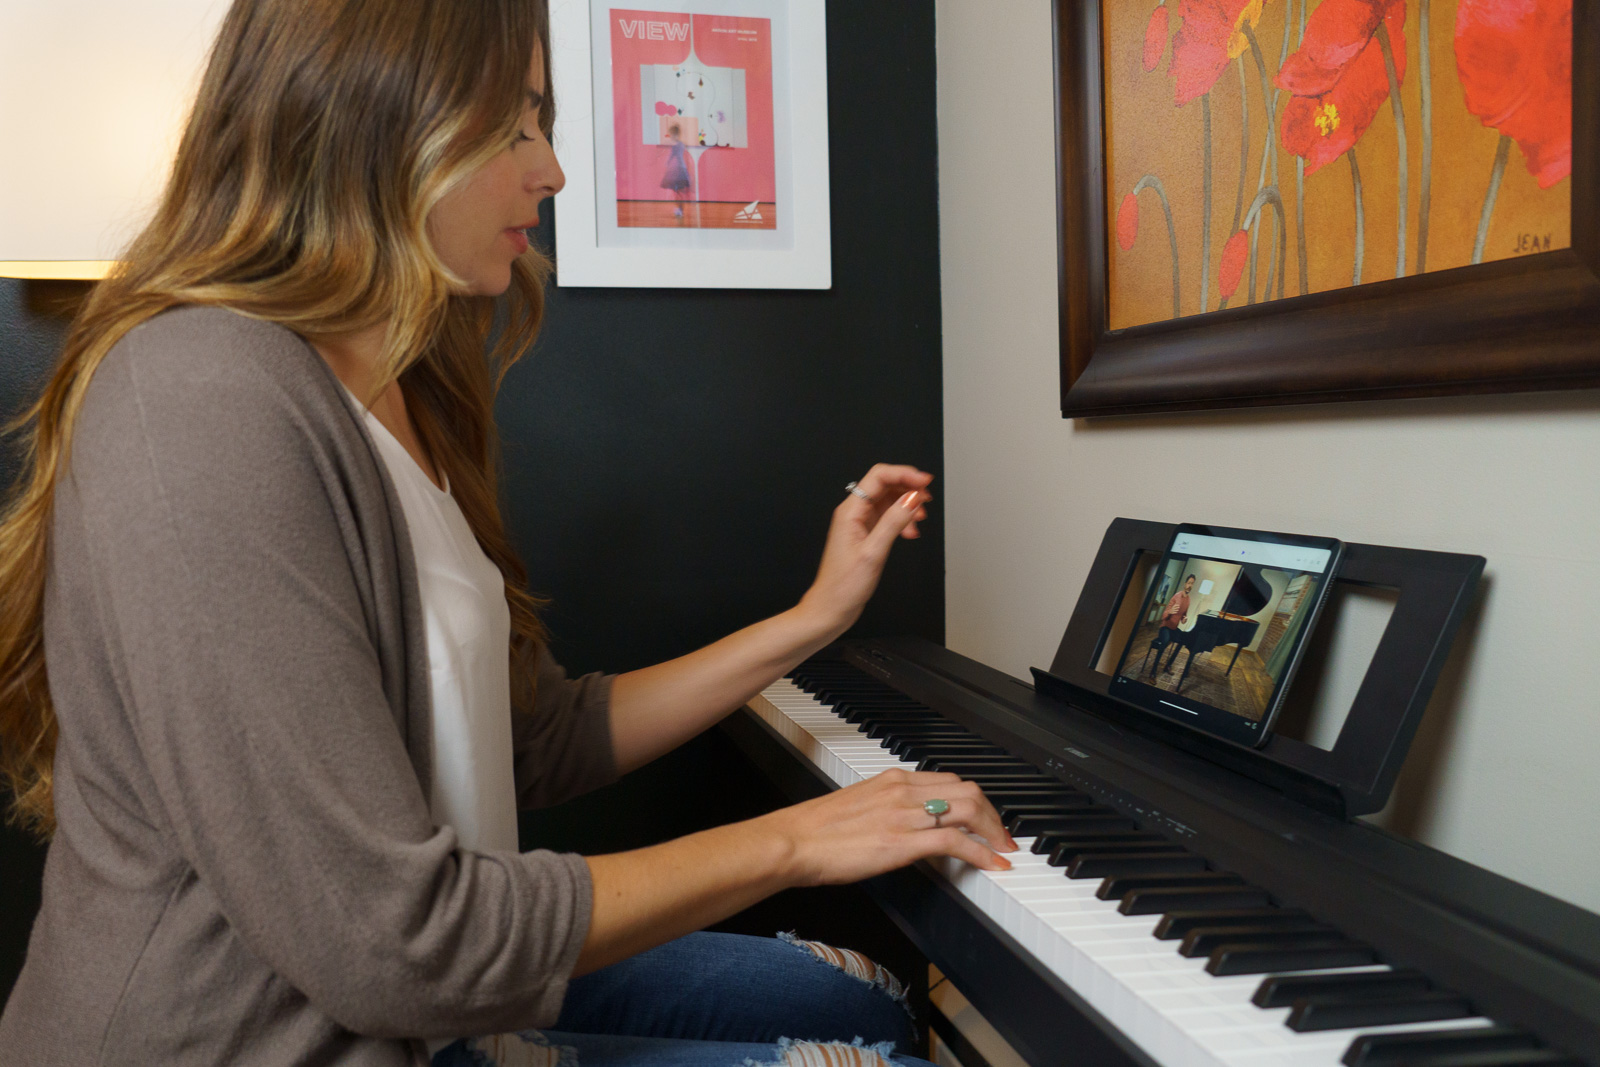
top-left (430, 931), bottom-right (933, 1067)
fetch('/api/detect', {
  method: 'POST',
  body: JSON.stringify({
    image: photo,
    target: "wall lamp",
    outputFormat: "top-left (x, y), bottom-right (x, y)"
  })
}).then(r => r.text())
top-left (0, 1), bottom-right (228, 280)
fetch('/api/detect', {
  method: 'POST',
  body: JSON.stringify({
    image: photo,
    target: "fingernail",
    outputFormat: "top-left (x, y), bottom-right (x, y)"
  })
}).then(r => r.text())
top-left (899, 491), bottom-right (919, 510)
top-left (994, 856), bottom-right (1013, 870)
top-left (1006, 836), bottom-right (1019, 851)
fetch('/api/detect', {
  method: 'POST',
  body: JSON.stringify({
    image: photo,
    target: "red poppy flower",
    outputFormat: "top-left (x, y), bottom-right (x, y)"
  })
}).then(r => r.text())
top-left (1117, 194), bottom-right (1140, 250)
top-left (1170, 0), bottom-right (1267, 105)
top-left (1455, 0), bottom-right (1572, 188)
top-left (1144, 5), bottom-right (1171, 72)
top-left (1219, 229), bottom-right (1251, 297)
top-left (1276, 0), bottom-right (1406, 175)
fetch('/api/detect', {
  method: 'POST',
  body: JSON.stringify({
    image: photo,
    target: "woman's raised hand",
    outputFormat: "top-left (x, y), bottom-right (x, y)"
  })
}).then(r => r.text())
top-left (762, 769), bottom-right (1016, 887)
top-left (797, 463), bottom-right (934, 638)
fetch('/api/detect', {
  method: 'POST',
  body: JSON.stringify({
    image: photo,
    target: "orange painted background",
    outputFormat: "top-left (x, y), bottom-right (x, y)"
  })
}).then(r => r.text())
top-left (1104, 0), bottom-right (1572, 330)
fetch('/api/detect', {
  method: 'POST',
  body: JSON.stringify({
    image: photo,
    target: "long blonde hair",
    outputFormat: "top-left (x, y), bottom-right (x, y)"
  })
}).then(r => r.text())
top-left (0, 0), bottom-right (556, 837)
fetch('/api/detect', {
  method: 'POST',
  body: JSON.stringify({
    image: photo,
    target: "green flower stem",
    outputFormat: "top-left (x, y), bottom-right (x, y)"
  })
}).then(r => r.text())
top-left (1473, 134), bottom-right (1511, 264)
top-left (1376, 23), bottom-right (1407, 279)
top-left (1295, 0), bottom-right (1308, 295)
top-left (1133, 174), bottom-right (1182, 319)
top-left (1349, 148), bottom-right (1365, 285)
top-left (1417, 0), bottom-right (1432, 274)
top-left (1201, 93), bottom-right (1212, 313)
top-left (1242, 186), bottom-right (1287, 301)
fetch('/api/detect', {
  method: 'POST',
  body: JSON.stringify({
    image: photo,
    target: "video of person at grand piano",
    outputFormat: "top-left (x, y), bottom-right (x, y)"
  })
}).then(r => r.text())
top-left (1114, 549), bottom-right (1324, 723)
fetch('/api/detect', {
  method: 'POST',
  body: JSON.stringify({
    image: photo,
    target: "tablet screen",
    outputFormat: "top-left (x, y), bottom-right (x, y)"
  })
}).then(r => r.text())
top-left (1108, 525), bottom-right (1342, 747)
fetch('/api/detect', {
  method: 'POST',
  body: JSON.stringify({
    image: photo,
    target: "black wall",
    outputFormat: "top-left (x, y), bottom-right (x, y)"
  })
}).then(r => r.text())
top-left (0, 2), bottom-right (940, 1006)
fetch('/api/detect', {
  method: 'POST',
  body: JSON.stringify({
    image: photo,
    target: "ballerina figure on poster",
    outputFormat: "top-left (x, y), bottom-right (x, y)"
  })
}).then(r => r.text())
top-left (661, 119), bottom-right (693, 223)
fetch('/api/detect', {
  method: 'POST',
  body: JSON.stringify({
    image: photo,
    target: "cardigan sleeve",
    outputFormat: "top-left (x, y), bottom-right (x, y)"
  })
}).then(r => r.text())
top-left (512, 650), bottom-right (618, 810)
top-left (60, 316), bottom-right (592, 1040)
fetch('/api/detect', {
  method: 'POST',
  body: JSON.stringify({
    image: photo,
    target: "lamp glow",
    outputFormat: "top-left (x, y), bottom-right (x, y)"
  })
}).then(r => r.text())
top-left (0, 1), bottom-right (229, 280)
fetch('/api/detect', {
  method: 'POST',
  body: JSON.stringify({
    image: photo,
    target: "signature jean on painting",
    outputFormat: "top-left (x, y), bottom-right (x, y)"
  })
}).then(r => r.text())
top-left (1107, 0), bottom-right (1573, 329)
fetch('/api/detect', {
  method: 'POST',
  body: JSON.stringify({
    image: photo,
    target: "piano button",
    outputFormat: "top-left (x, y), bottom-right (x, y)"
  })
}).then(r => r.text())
top-left (1069, 851), bottom-right (1208, 879)
top-left (1287, 990), bottom-right (1474, 1033)
top-left (1157, 907), bottom-right (1311, 940)
top-left (1342, 1026), bottom-right (1545, 1066)
top-left (1034, 828), bottom-right (1168, 855)
top-left (1120, 884), bottom-right (1275, 914)
top-left (1009, 812), bottom-right (1136, 837)
top-left (1255, 968), bottom-right (1431, 1008)
top-left (1180, 923), bottom-right (1338, 957)
top-left (1098, 871), bottom-right (1246, 901)
top-left (1206, 939), bottom-right (1377, 976)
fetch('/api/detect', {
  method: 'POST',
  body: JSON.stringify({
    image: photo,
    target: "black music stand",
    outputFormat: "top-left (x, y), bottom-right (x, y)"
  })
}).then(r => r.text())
top-left (1031, 518), bottom-right (1484, 818)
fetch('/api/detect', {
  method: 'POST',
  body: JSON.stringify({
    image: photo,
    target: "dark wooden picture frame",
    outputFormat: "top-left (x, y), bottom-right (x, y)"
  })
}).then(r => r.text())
top-left (1055, 0), bottom-right (1600, 418)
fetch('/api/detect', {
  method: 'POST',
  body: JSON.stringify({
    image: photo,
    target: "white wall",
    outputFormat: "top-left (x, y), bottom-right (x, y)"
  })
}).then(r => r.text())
top-left (936, 0), bottom-right (1600, 913)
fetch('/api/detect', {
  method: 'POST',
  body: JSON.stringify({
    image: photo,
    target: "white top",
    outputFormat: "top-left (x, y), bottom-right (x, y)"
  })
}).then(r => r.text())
top-left (350, 391), bottom-right (519, 855)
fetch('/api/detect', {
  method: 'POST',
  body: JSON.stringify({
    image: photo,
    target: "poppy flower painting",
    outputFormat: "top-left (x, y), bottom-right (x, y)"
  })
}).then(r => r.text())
top-left (1101, 0), bottom-right (1572, 330)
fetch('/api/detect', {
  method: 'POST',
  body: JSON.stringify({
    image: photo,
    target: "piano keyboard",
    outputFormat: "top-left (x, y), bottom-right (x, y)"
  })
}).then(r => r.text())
top-left (748, 662), bottom-right (1583, 1067)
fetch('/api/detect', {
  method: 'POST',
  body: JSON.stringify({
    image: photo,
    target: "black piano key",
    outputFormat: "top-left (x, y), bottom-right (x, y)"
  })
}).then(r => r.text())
top-left (920, 757), bottom-right (1037, 774)
top-left (1288, 990), bottom-right (1475, 1032)
top-left (1033, 829), bottom-right (1167, 855)
top-left (1068, 851), bottom-right (1208, 879)
top-left (1119, 885), bottom-right (1273, 914)
top-left (1383, 1052), bottom-right (1582, 1067)
top-left (817, 687), bottom-right (903, 703)
top-left (1179, 923), bottom-right (1337, 957)
top-left (1049, 840), bottom-right (1187, 867)
top-left (1097, 871), bottom-right (1244, 901)
top-left (1254, 967), bottom-right (1430, 1008)
top-left (858, 714), bottom-right (947, 731)
top-left (1206, 938), bottom-right (1376, 976)
top-left (991, 794), bottom-right (1095, 817)
top-left (1155, 907), bottom-right (1310, 940)
top-left (960, 773), bottom-right (1063, 788)
top-left (1008, 812), bottom-right (1135, 837)
top-left (1341, 1026), bottom-right (1543, 1066)
top-left (896, 742), bottom-right (1011, 761)
top-left (981, 787), bottom-right (1089, 804)
top-left (872, 725), bottom-right (974, 739)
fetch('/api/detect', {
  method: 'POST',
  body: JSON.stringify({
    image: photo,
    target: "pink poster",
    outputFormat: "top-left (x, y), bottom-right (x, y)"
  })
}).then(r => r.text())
top-left (608, 8), bottom-right (777, 230)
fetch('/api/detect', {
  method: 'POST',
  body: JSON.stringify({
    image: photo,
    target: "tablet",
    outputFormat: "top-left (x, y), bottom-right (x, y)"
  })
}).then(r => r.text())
top-left (1108, 524), bottom-right (1343, 748)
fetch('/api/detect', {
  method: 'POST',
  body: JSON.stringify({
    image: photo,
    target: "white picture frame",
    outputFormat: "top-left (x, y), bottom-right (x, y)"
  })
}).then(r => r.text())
top-left (549, 0), bottom-right (830, 289)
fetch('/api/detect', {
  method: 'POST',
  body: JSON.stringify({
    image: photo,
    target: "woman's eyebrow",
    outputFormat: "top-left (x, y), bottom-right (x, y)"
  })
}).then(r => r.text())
top-left (526, 89), bottom-right (544, 110)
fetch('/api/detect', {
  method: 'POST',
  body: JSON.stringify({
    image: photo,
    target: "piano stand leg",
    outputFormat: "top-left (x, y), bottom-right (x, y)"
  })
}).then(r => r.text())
top-left (1226, 645), bottom-right (1244, 675)
top-left (1177, 650), bottom-right (1196, 692)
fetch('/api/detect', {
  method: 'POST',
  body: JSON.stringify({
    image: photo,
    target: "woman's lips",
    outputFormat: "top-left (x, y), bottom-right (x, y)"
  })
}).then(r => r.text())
top-left (506, 228), bottom-right (530, 254)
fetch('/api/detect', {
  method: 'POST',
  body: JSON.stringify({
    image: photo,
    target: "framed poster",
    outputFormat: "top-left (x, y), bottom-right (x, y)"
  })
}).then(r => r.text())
top-left (1056, 0), bottom-right (1599, 417)
top-left (550, 0), bottom-right (831, 288)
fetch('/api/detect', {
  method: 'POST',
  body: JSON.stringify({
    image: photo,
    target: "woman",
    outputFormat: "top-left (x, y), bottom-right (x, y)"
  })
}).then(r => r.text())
top-left (0, 1), bottom-right (1013, 1064)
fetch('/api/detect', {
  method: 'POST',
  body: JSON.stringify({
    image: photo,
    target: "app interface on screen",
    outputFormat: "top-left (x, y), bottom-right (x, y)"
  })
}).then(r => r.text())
top-left (1114, 533), bottom-right (1332, 724)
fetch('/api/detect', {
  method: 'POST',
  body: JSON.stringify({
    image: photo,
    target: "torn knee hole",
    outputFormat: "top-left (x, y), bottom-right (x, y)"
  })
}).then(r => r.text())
top-left (777, 932), bottom-right (907, 1001)
top-left (755, 1037), bottom-right (898, 1067)
top-left (468, 1031), bottom-right (578, 1067)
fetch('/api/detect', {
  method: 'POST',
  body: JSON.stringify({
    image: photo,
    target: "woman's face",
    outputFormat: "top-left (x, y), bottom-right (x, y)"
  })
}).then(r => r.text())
top-left (427, 45), bottom-right (565, 296)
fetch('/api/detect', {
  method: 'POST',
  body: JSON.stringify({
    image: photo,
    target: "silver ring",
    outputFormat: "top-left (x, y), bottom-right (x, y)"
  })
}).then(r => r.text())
top-left (844, 481), bottom-right (871, 501)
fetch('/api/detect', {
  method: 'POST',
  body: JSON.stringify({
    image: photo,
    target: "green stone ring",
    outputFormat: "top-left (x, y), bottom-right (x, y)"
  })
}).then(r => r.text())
top-left (923, 798), bottom-right (950, 827)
